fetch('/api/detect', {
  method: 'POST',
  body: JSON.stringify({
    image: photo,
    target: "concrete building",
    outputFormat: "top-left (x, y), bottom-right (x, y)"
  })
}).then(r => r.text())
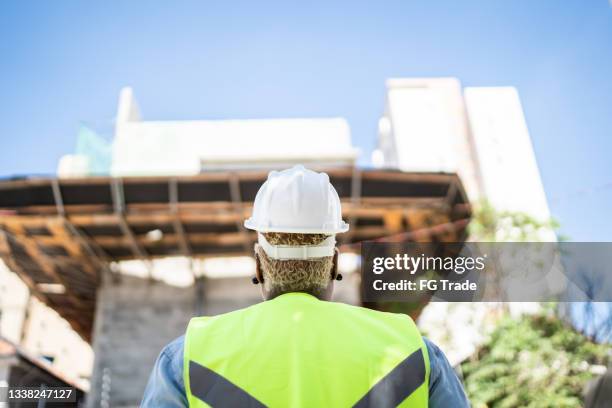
top-left (1, 85), bottom-right (472, 407)
top-left (463, 86), bottom-right (550, 219)
top-left (5, 80), bottom-right (562, 405)
top-left (58, 87), bottom-right (357, 178)
top-left (374, 78), bottom-right (555, 363)
top-left (0, 78), bottom-right (559, 404)
top-left (374, 77), bottom-right (551, 220)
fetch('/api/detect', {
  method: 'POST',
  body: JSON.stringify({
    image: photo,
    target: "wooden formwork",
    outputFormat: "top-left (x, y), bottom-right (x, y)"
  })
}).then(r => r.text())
top-left (0, 168), bottom-right (471, 341)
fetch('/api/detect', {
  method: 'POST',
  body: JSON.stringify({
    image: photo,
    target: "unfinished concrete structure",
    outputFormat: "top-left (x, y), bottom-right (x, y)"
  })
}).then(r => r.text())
top-left (0, 172), bottom-right (470, 406)
top-left (0, 84), bottom-right (479, 406)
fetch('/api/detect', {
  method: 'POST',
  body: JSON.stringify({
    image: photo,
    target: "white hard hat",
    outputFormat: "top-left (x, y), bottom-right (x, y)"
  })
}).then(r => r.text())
top-left (244, 165), bottom-right (349, 235)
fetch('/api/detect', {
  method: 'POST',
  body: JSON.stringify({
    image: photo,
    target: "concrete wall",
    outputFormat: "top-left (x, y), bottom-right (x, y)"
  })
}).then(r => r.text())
top-left (88, 274), bottom-right (195, 408)
top-left (0, 261), bottom-right (93, 389)
top-left (87, 273), bottom-right (263, 408)
top-left (0, 261), bottom-right (29, 344)
top-left (464, 87), bottom-right (551, 220)
top-left (107, 87), bottom-right (356, 177)
top-left (0, 359), bottom-right (9, 386)
top-left (21, 297), bottom-right (94, 387)
top-left (376, 78), bottom-right (552, 222)
top-left (379, 78), bottom-right (482, 202)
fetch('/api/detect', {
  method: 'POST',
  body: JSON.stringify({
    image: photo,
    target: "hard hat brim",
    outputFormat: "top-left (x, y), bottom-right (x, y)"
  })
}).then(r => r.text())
top-left (244, 219), bottom-right (349, 234)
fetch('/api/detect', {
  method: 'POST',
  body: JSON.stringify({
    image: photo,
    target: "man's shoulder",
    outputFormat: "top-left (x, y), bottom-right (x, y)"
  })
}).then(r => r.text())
top-left (142, 335), bottom-right (188, 406)
top-left (422, 337), bottom-right (443, 357)
top-left (160, 335), bottom-right (185, 362)
top-left (421, 337), bottom-right (470, 407)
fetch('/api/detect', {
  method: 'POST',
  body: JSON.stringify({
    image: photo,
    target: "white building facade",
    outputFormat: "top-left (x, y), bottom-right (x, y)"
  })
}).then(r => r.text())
top-left (374, 77), bottom-right (551, 220)
top-left (373, 78), bottom-right (556, 363)
top-left (59, 88), bottom-right (358, 178)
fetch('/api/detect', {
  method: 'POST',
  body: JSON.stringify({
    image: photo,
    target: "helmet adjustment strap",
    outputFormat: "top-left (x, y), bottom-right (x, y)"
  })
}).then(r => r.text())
top-left (257, 233), bottom-right (336, 260)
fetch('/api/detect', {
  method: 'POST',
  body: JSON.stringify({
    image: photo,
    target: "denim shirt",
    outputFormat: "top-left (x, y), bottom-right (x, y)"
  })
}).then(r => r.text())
top-left (142, 335), bottom-right (469, 407)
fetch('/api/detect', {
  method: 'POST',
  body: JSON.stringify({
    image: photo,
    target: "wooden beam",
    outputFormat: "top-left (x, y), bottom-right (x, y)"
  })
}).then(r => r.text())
top-left (340, 218), bottom-right (470, 250)
top-left (5, 197), bottom-right (450, 217)
top-left (170, 178), bottom-right (196, 278)
top-left (51, 178), bottom-right (107, 275)
top-left (1, 224), bottom-right (88, 311)
top-left (88, 232), bottom-right (257, 248)
top-left (405, 210), bottom-right (435, 242)
top-left (340, 166), bottom-right (362, 244)
top-left (0, 230), bottom-right (53, 305)
top-left (0, 168), bottom-right (459, 189)
top-left (0, 245), bottom-right (91, 340)
top-left (383, 210), bottom-right (404, 234)
top-left (45, 218), bottom-right (99, 279)
top-left (1, 198), bottom-right (451, 228)
top-left (229, 173), bottom-right (252, 254)
top-left (111, 179), bottom-right (153, 276)
top-left (68, 211), bottom-right (242, 227)
top-left (169, 178), bottom-right (193, 258)
top-left (445, 180), bottom-right (458, 209)
top-left (64, 218), bottom-right (112, 270)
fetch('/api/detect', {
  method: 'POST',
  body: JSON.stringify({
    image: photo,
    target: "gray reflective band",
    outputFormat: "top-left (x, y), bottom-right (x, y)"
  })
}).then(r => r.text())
top-left (352, 349), bottom-right (426, 408)
top-left (189, 349), bottom-right (424, 408)
top-left (189, 361), bottom-right (266, 408)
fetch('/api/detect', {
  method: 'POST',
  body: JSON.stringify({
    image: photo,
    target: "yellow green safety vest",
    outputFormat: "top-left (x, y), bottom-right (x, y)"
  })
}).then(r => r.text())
top-left (184, 292), bottom-right (429, 407)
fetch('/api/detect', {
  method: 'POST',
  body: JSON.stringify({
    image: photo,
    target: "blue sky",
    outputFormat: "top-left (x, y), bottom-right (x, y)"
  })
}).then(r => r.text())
top-left (0, 1), bottom-right (611, 241)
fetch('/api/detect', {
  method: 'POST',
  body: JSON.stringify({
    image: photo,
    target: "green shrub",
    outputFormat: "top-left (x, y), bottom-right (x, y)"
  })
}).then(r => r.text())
top-left (461, 312), bottom-right (610, 407)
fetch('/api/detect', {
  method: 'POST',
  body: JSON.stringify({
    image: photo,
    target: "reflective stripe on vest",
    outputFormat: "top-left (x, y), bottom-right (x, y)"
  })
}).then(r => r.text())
top-left (189, 361), bottom-right (266, 407)
top-left (184, 293), bottom-right (429, 407)
top-left (353, 349), bottom-right (426, 408)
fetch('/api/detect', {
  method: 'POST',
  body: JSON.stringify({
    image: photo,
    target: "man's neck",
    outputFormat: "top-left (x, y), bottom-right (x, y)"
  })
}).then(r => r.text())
top-left (265, 289), bottom-right (329, 301)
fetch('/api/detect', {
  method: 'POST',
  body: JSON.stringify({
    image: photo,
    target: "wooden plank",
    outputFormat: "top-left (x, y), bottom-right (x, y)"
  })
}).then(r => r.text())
top-left (1, 225), bottom-right (88, 311)
top-left (359, 171), bottom-right (456, 184)
top-left (350, 226), bottom-right (389, 238)
top-left (229, 173), bottom-right (252, 253)
top-left (0, 236), bottom-right (91, 340)
top-left (9, 204), bottom-right (112, 215)
top-left (116, 216), bottom-right (149, 260)
top-left (107, 250), bottom-right (252, 262)
top-left (3, 199), bottom-right (450, 229)
top-left (44, 218), bottom-right (99, 279)
top-left (111, 179), bottom-right (153, 277)
top-left (405, 210), bottom-right (433, 242)
top-left (46, 218), bottom-right (82, 256)
top-left (169, 178), bottom-right (193, 259)
top-left (339, 167), bottom-right (362, 245)
top-left (68, 211), bottom-right (242, 226)
top-left (91, 232), bottom-right (257, 248)
top-left (383, 211), bottom-right (404, 234)
top-left (0, 169), bottom-right (458, 196)
top-left (341, 218), bottom-right (470, 248)
top-left (7, 197), bottom-right (448, 216)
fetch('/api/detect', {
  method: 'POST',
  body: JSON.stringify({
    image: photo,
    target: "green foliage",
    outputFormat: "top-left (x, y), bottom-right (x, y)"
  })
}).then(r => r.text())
top-left (461, 310), bottom-right (610, 408)
top-left (468, 200), bottom-right (561, 242)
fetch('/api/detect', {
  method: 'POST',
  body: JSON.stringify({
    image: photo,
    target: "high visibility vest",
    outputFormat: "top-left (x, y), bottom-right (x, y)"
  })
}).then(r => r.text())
top-left (184, 292), bottom-right (429, 407)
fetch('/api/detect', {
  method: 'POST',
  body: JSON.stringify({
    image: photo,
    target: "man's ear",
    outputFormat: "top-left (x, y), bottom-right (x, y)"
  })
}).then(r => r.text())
top-left (330, 247), bottom-right (339, 280)
top-left (254, 244), bottom-right (264, 283)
